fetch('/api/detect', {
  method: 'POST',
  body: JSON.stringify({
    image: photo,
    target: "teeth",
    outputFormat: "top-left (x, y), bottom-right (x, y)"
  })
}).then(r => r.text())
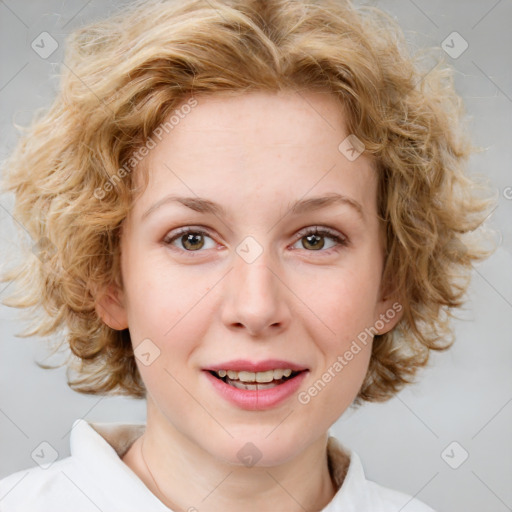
top-left (238, 371), bottom-right (256, 381)
top-left (214, 368), bottom-right (295, 382)
top-left (256, 370), bottom-right (275, 382)
top-left (229, 380), bottom-right (279, 390)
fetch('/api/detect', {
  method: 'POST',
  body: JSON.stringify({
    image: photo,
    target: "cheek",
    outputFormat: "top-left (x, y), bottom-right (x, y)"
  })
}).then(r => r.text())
top-left (298, 340), bottom-right (372, 432)
top-left (122, 250), bottom-right (200, 333)
top-left (297, 267), bottom-right (381, 339)
top-left (297, 268), bottom-right (378, 411)
top-left (124, 266), bottom-right (212, 376)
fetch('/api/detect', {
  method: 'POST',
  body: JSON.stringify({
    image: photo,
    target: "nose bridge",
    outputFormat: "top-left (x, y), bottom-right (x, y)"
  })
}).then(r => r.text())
top-left (233, 232), bottom-right (278, 291)
top-left (234, 253), bottom-right (276, 297)
top-left (233, 244), bottom-right (280, 307)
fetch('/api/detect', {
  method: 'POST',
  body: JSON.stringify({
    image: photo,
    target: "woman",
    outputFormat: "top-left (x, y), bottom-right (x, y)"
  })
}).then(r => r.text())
top-left (0, 0), bottom-right (494, 510)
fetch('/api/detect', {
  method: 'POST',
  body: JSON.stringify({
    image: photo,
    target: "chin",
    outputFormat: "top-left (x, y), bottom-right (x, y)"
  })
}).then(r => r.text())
top-left (207, 432), bottom-right (309, 468)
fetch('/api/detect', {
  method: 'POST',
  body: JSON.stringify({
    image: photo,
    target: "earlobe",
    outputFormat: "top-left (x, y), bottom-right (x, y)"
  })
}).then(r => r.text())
top-left (95, 285), bottom-right (128, 331)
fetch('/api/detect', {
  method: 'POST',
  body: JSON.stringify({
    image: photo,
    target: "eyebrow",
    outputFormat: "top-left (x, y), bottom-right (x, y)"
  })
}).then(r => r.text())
top-left (141, 192), bottom-right (365, 222)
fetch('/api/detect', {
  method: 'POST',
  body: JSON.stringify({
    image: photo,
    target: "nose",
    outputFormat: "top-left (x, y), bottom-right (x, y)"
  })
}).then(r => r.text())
top-left (220, 248), bottom-right (291, 337)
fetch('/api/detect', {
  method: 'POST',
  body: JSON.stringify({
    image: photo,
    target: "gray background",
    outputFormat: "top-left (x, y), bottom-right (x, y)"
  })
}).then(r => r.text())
top-left (1, 1), bottom-right (511, 511)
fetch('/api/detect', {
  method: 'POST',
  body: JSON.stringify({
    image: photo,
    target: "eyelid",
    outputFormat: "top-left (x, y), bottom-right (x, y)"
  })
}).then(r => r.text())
top-left (162, 225), bottom-right (218, 248)
top-left (294, 225), bottom-right (347, 242)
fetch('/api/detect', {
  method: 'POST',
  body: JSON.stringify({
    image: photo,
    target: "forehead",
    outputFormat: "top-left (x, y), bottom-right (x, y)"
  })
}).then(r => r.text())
top-left (131, 90), bottom-right (378, 220)
top-left (162, 90), bottom-right (348, 152)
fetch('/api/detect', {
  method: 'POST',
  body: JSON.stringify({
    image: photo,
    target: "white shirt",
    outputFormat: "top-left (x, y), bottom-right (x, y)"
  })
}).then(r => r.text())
top-left (0, 419), bottom-right (435, 511)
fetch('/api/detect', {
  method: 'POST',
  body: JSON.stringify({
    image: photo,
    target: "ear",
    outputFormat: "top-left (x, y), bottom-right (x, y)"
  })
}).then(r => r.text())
top-left (373, 281), bottom-right (404, 336)
top-left (95, 284), bottom-right (128, 331)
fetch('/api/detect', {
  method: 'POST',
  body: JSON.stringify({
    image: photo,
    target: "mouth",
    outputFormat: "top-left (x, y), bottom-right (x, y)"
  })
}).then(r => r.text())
top-left (203, 362), bottom-right (309, 410)
top-left (208, 368), bottom-right (305, 390)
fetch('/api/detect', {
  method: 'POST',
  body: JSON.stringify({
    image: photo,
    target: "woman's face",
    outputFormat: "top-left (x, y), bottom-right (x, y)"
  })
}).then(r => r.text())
top-left (101, 90), bottom-right (401, 466)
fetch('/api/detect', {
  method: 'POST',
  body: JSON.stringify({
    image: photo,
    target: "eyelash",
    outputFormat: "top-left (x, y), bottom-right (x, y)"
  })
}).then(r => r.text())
top-left (162, 226), bottom-right (348, 256)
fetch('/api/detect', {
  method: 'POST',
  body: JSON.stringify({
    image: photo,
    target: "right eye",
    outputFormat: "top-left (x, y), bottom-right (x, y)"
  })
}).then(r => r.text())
top-left (163, 227), bottom-right (217, 253)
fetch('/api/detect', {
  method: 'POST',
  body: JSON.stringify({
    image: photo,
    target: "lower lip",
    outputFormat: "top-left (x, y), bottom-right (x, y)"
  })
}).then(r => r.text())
top-left (203, 370), bottom-right (308, 411)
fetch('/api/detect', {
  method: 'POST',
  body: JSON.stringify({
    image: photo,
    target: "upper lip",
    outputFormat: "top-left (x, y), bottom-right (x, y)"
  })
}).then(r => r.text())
top-left (203, 359), bottom-right (309, 373)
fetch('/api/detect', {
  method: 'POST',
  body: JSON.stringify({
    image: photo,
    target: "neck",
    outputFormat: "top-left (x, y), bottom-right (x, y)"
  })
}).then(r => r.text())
top-left (123, 401), bottom-right (340, 512)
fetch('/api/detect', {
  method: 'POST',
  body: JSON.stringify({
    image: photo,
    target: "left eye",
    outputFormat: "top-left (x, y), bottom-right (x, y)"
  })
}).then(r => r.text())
top-left (292, 227), bottom-right (347, 252)
top-left (163, 227), bottom-right (347, 253)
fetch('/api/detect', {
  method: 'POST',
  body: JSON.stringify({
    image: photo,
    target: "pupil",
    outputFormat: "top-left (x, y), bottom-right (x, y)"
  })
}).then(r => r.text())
top-left (184, 233), bottom-right (204, 250)
top-left (304, 234), bottom-right (324, 250)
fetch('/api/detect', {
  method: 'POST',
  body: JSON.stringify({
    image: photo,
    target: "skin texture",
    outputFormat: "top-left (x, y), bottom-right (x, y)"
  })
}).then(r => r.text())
top-left (96, 90), bottom-right (402, 511)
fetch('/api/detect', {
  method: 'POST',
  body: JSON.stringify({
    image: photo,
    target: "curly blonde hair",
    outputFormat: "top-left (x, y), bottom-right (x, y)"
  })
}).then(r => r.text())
top-left (0, 0), bottom-right (495, 403)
